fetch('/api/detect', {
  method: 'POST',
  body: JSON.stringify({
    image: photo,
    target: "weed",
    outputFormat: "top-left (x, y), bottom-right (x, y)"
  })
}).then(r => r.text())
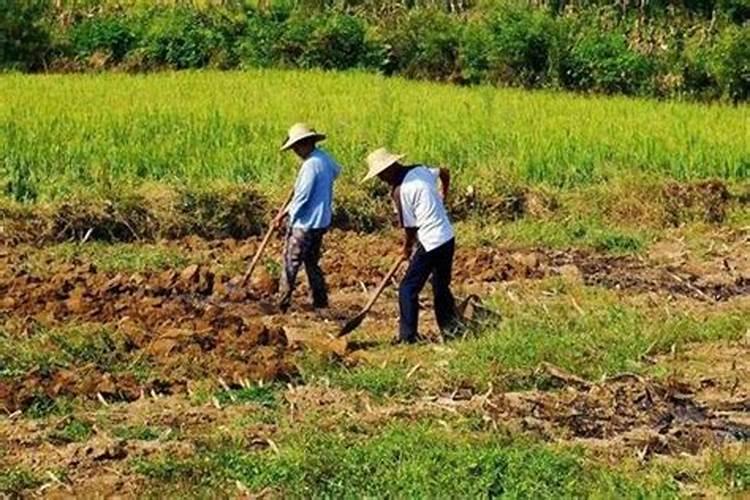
top-left (48, 418), bottom-right (93, 444)
top-left (709, 454), bottom-right (750, 492)
top-left (36, 242), bottom-right (189, 273)
top-left (0, 467), bottom-right (42, 495)
top-left (215, 384), bottom-right (279, 408)
top-left (24, 394), bottom-right (74, 419)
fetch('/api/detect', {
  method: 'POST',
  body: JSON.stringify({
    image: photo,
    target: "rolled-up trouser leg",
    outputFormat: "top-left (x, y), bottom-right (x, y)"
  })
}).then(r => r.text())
top-left (277, 227), bottom-right (305, 311)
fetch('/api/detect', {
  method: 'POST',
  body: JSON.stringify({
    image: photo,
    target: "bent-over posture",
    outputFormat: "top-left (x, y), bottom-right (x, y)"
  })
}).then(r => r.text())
top-left (363, 147), bottom-right (459, 343)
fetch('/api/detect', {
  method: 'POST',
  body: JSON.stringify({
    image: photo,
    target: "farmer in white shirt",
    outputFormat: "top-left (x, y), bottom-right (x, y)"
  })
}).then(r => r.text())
top-left (363, 147), bottom-right (460, 344)
top-left (274, 123), bottom-right (341, 313)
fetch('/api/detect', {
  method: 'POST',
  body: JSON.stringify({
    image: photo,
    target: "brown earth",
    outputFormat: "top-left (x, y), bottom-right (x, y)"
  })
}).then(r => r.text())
top-left (1, 229), bottom-right (748, 414)
top-left (0, 228), bottom-right (748, 496)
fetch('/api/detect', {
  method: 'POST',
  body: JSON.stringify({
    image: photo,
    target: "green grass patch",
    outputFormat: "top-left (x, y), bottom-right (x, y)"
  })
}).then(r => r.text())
top-left (31, 242), bottom-right (189, 273)
top-left (459, 217), bottom-right (651, 253)
top-left (23, 394), bottom-right (75, 419)
top-left (134, 422), bottom-right (677, 498)
top-left (709, 454), bottom-right (750, 492)
top-left (300, 353), bottom-right (421, 399)
top-left (215, 384), bottom-right (279, 408)
top-left (48, 417), bottom-right (93, 444)
top-left (0, 324), bottom-right (133, 381)
top-left (0, 467), bottom-right (42, 495)
top-left (448, 283), bottom-right (750, 389)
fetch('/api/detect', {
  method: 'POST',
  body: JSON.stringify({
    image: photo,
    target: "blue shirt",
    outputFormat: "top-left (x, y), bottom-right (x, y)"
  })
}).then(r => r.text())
top-left (287, 148), bottom-right (341, 229)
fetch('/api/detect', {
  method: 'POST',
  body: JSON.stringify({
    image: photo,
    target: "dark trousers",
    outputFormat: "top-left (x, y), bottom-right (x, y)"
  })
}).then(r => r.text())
top-left (399, 238), bottom-right (458, 342)
top-left (278, 227), bottom-right (328, 310)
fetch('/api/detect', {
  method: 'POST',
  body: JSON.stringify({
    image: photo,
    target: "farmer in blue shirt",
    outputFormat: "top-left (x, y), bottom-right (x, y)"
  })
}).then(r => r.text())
top-left (273, 123), bottom-right (341, 312)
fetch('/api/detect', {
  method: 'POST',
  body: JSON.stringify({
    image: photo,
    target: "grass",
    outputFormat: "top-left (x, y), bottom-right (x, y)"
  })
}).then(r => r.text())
top-left (29, 242), bottom-right (190, 274)
top-left (48, 418), bottom-right (94, 444)
top-left (133, 422), bottom-right (679, 498)
top-left (709, 453), bottom-right (750, 492)
top-left (300, 353), bottom-right (421, 399)
top-left (0, 467), bottom-right (42, 495)
top-left (0, 324), bottom-right (129, 380)
top-left (458, 216), bottom-right (652, 253)
top-left (215, 383), bottom-right (280, 408)
top-left (0, 70), bottom-right (747, 204)
top-left (306, 280), bottom-right (750, 396)
top-left (447, 282), bottom-right (750, 390)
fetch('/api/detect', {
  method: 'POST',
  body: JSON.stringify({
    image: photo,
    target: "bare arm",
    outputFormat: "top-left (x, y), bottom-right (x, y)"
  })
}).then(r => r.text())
top-left (403, 228), bottom-right (418, 260)
top-left (438, 167), bottom-right (450, 203)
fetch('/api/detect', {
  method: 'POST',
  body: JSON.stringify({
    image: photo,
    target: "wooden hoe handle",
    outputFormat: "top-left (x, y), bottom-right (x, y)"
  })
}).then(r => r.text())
top-left (241, 189), bottom-right (294, 287)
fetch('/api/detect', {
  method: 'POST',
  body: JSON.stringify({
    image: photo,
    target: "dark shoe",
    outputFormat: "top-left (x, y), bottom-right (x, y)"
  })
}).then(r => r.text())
top-left (277, 300), bottom-right (290, 314)
top-left (390, 334), bottom-right (424, 346)
top-left (314, 306), bottom-right (338, 322)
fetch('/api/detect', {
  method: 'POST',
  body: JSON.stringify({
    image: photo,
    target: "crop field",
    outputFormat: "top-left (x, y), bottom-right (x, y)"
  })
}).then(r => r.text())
top-left (0, 70), bottom-right (749, 497)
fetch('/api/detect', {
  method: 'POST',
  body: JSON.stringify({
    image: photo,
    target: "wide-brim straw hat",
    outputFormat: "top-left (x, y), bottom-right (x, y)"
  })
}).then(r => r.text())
top-left (280, 123), bottom-right (326, 151)
top-left (362, 147), bottom-right (405, 183)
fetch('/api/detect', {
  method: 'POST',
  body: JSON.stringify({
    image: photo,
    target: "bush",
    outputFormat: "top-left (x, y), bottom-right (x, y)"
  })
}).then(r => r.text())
top-left (141, 8), bottom-right (230, 69)
top-left (237, 11), bottom-right (285, 68)
top-left (479, 7), bottom-right (557, 87)
top-left (679, 34), bottom-right (721, 99)
top-left (305, 14), bottom-right (371, 70)
top-left (712, 26), bottom-right (750, 102)
top-left (69, 16), bottom-right (138, 64)
top-left (273, 13), bottom-right (372, 70)
top-left (381, 9), bottom-right (462, 80)
top-left (0, 0), bottom-right (52, 70)
top-left (718, 0), bottom-right (750, 23)
top-left (559, 28), bottom-right (655, 95)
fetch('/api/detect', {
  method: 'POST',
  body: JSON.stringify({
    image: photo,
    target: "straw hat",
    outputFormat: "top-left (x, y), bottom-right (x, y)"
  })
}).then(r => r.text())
top-left (362, 147), bottom-right (405, 182)
top-left (280, 123), bottom-right (326, 151)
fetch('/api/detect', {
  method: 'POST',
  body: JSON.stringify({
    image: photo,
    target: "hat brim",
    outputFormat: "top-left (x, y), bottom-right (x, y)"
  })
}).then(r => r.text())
top-left (280, 132), bottom-right (326, 151)
top-left (361, 154), bottom-right (405, 183)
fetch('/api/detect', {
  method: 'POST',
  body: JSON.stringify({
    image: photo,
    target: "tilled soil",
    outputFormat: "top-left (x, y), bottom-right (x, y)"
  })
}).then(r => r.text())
top-left (0, 230), bottom-right (748, 414)
top-left (0, 230), bottom-right (748, 497)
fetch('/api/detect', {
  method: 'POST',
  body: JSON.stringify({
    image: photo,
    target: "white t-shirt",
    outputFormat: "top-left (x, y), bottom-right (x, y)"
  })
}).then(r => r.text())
top-left (397, 166), bottom-right (454, 252)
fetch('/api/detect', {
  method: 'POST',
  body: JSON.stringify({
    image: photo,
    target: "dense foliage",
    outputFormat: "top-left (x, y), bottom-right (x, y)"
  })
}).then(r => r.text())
top-left (0, 0), bottom-right (748, 101)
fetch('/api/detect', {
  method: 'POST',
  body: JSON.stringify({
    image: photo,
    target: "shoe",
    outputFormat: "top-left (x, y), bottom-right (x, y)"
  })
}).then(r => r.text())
top-left (390, 334), bottom-right (424, 346)
top-left (390, 337), bottom-right (414, 346)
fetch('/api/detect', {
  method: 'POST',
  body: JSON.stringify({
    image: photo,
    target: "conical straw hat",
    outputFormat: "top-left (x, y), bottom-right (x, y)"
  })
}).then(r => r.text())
top-left (362, 147), bottom-right (405, 183)
top-left (280, 123), bottom-right (326, 151)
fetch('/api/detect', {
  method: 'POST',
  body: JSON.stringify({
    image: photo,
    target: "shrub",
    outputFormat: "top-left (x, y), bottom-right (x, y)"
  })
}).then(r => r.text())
top-left (141, 7), bottom-right (229, 69)
top-left (559, 28), bottom-right (655, 95)
top-left (482, 7), bottom-right (557, 87)
top-left (0, 0), bottom-right (52, 70)
top-left (712, 26), bottom-right (750, 102)
top-left (718, 0), bottom-right (750, 23)
top-left (305, 14), bottom-right (371, 70)
top-left (237, 11), bottom-right (285, 68)
top-left (69, 16), bottom-right (138, 64)
top-left (679, 34), bottom-right (721, 99)
top-left (380, 8), bottom-right (462, 80)
top-left (272, 13), bottom-right (372, 70)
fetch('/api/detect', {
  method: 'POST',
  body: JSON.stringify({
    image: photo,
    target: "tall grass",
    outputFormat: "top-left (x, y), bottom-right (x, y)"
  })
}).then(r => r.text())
top-left (0, 70), bottom-right (747, 202)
